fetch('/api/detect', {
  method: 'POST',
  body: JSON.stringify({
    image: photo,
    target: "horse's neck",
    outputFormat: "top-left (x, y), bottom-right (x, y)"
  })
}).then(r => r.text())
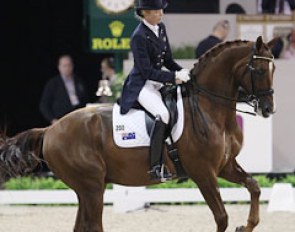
top-left (182, 92), bottom-right (238, 145)
top-left (185, 45), bottom-right (251, 133)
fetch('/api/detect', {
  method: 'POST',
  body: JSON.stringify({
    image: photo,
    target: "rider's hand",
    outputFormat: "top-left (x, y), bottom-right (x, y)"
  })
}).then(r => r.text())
top-left (175, 69), bottom-right (190, 83)
top-left (176, 79), bottom-right (183, 85)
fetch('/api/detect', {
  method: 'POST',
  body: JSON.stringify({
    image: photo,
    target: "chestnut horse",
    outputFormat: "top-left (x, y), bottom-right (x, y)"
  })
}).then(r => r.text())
top-left (0, 36), bottom-right (277, 232)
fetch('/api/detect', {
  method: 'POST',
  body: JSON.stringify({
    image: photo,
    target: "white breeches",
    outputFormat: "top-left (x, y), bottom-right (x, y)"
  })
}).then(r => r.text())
top-left (138, 81), bottom-right (169, 124)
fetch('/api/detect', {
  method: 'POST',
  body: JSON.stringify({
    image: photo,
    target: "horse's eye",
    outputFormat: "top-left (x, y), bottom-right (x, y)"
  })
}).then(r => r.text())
top-left (255, 68), bottom-right (265, 76)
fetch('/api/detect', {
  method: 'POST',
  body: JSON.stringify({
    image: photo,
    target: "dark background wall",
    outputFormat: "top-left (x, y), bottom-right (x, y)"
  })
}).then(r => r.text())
top-left (0, 0), bottom-right (219, 136)
top-left (1, 0), bottom-right (106, 136)
top-left (166, 0), bottom-right (219, 13)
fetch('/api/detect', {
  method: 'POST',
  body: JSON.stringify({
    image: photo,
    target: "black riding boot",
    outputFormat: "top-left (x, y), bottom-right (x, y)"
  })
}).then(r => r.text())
top-left (149, 115), bottom-right (172, 181)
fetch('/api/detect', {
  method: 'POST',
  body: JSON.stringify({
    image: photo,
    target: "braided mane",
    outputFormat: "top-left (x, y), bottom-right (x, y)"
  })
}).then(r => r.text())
top-left (199, 40), bottom-right (251, 62)
top-left (193, 40), bottom-right (252, 76)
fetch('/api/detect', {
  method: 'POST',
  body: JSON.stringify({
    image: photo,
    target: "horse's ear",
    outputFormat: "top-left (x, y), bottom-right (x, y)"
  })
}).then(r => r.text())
top-left (256, 36), bottom-right (263, 51)
top-left (267, 37), bottom-right (280, 49)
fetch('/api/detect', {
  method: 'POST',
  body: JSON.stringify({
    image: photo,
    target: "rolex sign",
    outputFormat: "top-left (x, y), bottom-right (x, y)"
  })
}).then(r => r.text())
top-left (85, 0), bottom-right (138, 53)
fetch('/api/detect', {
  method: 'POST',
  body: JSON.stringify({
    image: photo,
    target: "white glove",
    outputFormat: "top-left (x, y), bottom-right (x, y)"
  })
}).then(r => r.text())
top-left (175, 69), bottom-right (190, 83)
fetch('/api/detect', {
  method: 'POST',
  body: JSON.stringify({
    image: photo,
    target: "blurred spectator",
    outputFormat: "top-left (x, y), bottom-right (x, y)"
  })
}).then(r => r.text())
top-left (271, 36), bottom-right (285, 58)
top-left (261, 0), bottom-right (277, 13)
top-left (261, 0), bottom-right (295, 14)
top-left (40, 54), bottom-right (88, 124)
top-left (271, 27), bottom-right (295, 58)
top-left (195, 20), bottom-right (230, 59)
top-left (281, 29), bottom-right (295, 59)
top-left (101, 57), bottom-right (116, 86)
top-left (96, 57), bottom-right (117, 103)
top-left (226, 4), bottom-right (246, 14)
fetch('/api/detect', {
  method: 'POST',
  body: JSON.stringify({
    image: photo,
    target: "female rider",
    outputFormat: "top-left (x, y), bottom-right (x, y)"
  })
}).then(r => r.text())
top-left (120, 0), bottom-right (190, 180)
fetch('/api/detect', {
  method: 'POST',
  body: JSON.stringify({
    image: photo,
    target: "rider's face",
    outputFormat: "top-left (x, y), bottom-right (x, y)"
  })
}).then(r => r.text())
top-left (142, 9), bottom-right (163, 25)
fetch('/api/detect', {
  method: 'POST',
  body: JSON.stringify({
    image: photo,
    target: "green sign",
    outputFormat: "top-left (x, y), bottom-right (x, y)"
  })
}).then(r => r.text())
top-left (84, 0), bottom-right (138, 53)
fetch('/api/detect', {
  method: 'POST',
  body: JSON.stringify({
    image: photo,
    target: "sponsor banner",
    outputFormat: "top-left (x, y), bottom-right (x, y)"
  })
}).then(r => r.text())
top-left (85, 0), bottom-right (138, 53)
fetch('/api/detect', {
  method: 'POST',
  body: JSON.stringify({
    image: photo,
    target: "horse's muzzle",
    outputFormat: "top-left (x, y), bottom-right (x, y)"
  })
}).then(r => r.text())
top-left (257, 99), bottom-right (274, 118)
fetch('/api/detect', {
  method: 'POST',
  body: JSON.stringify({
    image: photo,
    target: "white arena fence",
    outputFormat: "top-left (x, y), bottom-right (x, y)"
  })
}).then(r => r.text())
top-left (0, 187), bottom-right (270, 205)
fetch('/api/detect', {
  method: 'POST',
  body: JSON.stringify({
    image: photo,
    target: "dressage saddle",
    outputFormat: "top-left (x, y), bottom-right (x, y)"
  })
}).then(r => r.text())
top-left (117, 85), bottom-right (187, 180)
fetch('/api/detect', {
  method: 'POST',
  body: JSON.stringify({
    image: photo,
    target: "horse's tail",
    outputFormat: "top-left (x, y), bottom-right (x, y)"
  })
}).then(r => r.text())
top-left (0, 128), bottom-right (46, 179)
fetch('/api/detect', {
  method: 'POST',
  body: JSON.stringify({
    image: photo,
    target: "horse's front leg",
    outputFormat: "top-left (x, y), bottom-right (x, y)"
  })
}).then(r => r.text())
top-left (219, 159), bottom-right (261, 232)
top-left (191, 172), bottom-right (228, 232)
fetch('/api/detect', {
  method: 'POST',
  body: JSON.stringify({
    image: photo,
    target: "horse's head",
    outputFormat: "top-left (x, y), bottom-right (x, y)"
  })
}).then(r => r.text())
top-left (237, 36), bottom-right (278, 118)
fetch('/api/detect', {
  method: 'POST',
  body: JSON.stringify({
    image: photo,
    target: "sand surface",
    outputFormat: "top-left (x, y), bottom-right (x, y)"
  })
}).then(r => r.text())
top-left (0, 204), bottom-right (294, 232)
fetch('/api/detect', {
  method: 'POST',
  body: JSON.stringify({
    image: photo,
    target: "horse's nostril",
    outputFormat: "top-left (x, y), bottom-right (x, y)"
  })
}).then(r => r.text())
top-left (262, 103), bottom-right (273, 113)
top-left (262, 105), bottom-right (273, 118)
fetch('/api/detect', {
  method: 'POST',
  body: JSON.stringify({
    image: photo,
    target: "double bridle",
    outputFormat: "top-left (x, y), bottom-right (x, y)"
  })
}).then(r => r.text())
top-left (191, 44), bottom-right (275, 116)
top-left (245, 49), bottom-right (275, 100)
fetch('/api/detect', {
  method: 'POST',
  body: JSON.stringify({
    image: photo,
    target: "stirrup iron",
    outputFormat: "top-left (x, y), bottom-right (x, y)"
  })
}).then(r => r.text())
top-left (159, 164), bottom-right (172, 182)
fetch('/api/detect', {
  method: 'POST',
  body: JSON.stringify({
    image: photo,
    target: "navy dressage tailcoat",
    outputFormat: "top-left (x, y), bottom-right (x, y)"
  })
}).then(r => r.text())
top-left (120, 22), bottom-right (182, 114)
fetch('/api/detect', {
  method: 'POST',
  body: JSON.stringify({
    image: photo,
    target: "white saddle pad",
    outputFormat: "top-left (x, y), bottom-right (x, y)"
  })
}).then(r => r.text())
top-left (113, 87), bottom-right (184, 148)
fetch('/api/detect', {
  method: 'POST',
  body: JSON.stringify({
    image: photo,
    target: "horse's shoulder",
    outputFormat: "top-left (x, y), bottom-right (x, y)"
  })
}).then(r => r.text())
top-left (225, 124), bottom-right (243, 154)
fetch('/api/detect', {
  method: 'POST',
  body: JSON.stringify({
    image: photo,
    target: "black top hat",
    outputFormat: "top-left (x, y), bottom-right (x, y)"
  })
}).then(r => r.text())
top-left (136, 0), bottom-right (168, 17)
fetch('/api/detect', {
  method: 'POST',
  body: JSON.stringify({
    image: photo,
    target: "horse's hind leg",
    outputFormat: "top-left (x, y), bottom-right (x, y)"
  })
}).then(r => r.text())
top-left (219, 159), bottom-right (260, 232)
top-left (74, 193), bottom-right (84, 232)
top-left (76, 190), bottom-right (105, 232)
top-left (191, 172), bottom-right (228, 232)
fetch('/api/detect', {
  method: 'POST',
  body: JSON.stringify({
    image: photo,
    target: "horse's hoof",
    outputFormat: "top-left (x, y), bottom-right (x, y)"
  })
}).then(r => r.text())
top-left (235, 226), bottom-right (245, 232)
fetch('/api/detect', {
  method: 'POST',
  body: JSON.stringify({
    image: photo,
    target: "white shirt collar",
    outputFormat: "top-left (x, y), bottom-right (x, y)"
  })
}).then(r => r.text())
top-left (143, 19), bottom-right (159, 37)
top-left (61, 75), bottom-right (74, 83)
